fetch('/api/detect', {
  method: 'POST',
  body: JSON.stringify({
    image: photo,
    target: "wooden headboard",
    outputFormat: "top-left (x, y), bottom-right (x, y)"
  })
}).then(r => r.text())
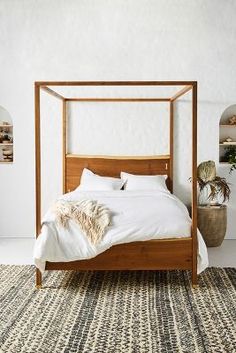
top-left (65, 154), bottom-right (172, 193)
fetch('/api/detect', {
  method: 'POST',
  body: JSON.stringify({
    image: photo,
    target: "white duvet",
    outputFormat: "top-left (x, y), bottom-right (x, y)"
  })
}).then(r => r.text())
top-left (34, 190), bottom-right (208, 273)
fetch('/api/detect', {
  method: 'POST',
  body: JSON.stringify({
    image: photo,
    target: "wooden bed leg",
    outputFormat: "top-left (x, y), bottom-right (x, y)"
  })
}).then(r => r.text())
top-left (36, 268), bottom-right (42, 289)
top-left (192, 270), bottom-right (198, 289)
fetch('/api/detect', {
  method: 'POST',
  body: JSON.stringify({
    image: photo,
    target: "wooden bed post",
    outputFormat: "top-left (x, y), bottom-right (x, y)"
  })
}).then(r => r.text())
top-left (191, 82), bottom-right (198, 287)
top-left (35, 82), bottom-right (42, 289)
top-left (169, 101), bottom-right (174, 192)
top-left (62, 100), bottom-right (67, 193)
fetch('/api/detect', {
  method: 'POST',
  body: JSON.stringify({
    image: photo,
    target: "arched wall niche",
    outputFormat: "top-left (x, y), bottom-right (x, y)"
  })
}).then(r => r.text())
top-left (0, 106), bottom-right (13, 163)
top-left (219, 104), bottom-right (236, 163)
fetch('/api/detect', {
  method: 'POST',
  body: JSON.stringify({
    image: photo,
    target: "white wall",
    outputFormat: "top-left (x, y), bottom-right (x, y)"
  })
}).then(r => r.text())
top-left (0, 0), bottom-right (236, 238)
top-left (69, 101), bottom-right (170, 155)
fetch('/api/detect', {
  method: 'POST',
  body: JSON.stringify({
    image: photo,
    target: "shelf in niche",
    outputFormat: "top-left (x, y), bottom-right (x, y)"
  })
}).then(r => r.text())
top-left (219, 105), bottom-right (236, 164)
top-left (0, 106), bottom-right (14, 163)
top-left (219, 124), bottom-right (236, 127)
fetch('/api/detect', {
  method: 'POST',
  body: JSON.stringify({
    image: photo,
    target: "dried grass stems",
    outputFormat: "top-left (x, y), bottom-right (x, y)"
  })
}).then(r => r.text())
top-left (197, 161), bottom-right (231, 203)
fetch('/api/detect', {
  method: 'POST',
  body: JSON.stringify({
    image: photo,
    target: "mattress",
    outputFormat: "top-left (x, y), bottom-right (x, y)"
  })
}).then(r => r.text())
top-left (34, 190), bottom-right (209, 273)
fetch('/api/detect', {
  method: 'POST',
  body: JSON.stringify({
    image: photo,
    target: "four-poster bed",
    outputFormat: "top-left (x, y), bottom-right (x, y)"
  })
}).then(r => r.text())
top-left (34, 81), bottom-right (199, 288)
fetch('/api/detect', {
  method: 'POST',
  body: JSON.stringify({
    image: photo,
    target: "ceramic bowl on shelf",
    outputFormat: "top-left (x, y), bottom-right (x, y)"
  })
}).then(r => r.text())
top-left (2, 149), bottom-right (13, 157)
top-left (3, 157), bottom-right (13, 162)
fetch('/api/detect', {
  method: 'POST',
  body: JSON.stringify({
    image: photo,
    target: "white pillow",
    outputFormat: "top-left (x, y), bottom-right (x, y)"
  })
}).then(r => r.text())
top-left (77, 168), bottom-right (124, 191)
top-left (120, 171), bottom-right (168, 192)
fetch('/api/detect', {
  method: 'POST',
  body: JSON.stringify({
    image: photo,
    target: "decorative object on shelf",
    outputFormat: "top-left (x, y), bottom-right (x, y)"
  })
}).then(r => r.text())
top-left (196, 160), bottom-right (231, 206)
top-left (0, 105), bottom-right (13, 163)
top-left (2, 148), bottom-right (13, 162)
top-left (222, 136), bottom-right (233, 144)
top-left (197, 205), bottom-right (227, 247)
top-left (223, 146), bottom-right (236, 173)
top-left (2, 134), bottom-right (11, 144)
top-left (228, 115), bottom-right (236, 125)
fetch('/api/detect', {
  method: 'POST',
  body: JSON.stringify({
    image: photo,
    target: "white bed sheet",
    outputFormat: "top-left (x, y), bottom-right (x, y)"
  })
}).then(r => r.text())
top-left (34, 190), bottom-right (208, 273)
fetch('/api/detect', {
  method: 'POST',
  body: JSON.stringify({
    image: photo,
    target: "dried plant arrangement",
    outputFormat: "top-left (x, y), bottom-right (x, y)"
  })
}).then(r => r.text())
top-left (196, 161), bottom-right (231, 205)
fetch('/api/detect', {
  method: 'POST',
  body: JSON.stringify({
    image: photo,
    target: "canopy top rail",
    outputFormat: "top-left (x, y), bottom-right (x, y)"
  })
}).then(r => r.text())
top-left (36, 81), bottom-right (196, 102)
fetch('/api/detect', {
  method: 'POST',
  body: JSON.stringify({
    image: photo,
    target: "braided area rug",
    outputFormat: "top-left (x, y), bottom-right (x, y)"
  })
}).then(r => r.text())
top-left (0, 266), bottom-right (235, 353)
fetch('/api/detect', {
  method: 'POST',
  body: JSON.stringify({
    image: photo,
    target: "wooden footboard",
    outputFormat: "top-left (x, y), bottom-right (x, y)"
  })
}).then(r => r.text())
top-left (45, 238), bottom-right (192, 271)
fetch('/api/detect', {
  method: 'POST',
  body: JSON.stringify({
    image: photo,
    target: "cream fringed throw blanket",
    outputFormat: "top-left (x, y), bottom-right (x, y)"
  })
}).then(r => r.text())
top-left (52, 200), bottom-right (111, 244)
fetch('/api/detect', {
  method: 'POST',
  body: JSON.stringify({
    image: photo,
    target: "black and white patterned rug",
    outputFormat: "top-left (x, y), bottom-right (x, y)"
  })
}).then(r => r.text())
top-left (0, 266), bottom-right (235, 353)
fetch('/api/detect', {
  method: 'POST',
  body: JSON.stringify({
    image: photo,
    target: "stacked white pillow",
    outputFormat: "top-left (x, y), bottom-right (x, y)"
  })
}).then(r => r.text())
top-left (120, 171), bottom-right (168, 192)
top-left (76, 168), bottom-right (168, 192)
top-left (77, 168), bottom-right (124, 191)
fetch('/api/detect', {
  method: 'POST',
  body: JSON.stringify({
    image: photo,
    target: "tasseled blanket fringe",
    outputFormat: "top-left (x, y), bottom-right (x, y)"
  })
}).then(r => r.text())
top-left (52, 199), bottom-right (111, 244)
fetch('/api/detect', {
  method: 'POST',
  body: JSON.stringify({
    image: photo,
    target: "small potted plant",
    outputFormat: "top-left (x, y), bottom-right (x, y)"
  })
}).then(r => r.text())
top-left (223, 146), bottom-right (236, 173)
top-left (197, 160), bottom-right (231, 206)
top-left (2, 134), bottom-right (10, 144)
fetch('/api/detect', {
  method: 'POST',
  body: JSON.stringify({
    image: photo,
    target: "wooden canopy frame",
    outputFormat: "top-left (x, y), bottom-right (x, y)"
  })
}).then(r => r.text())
top-left (35, 81), bottom-right (198, 288)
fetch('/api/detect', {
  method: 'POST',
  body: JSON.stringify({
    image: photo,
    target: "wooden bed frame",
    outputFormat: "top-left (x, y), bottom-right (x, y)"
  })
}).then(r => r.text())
top-left (35, 81), bottom-right (198, 288)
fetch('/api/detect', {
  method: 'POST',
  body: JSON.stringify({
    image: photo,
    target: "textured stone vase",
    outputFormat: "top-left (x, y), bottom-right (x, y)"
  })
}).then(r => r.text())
top-left (197, 206), bottom-right (227, 247)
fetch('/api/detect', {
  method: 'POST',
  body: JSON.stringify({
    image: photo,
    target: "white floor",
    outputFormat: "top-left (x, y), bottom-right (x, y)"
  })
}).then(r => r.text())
top-left (0, 237), bottom-right (235, 267)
